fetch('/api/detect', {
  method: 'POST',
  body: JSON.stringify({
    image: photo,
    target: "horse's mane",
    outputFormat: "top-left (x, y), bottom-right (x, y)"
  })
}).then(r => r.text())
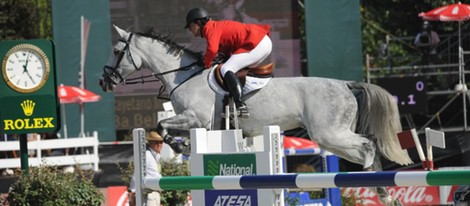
top-left (135, 27), bottom-right (202, 59)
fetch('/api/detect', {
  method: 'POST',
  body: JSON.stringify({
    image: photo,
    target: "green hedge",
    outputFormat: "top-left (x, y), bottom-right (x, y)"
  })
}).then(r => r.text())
top-left (5, 166), bottom-right (103, 206)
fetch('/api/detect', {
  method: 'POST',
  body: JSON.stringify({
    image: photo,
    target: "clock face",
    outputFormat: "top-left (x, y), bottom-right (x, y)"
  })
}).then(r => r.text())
top-left (2, 44), bottom-right (50, 93)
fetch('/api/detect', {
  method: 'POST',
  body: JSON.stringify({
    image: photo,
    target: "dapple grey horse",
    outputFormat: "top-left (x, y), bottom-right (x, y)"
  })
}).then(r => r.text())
top-left (100, 26), bottom-right (412, 205)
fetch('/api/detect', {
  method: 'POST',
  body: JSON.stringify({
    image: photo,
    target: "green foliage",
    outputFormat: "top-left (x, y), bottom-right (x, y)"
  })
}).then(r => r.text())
top-left (5, 166), bottom-right (103, 206)
top-left (341, 187), bottom-right (366, 206)
top-left (119, 158), bottom-right (191, 205)
top-left (117, 161), bottom-right (134, 187)
top-left (360, 0), bottom-right (460, 67)
top-left (0, 0), bottom-right (52, 39)
top-left (159, 159), bottom-right (191, 205)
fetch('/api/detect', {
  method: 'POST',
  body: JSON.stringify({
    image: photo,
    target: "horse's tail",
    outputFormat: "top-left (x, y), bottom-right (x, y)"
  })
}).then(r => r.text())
top-left (348, 82), bottom-right (413, 165)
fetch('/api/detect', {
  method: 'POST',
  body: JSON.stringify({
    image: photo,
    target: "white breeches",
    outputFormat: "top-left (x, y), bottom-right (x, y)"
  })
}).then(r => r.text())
top-left (221, 35), bottom-right (272, 76)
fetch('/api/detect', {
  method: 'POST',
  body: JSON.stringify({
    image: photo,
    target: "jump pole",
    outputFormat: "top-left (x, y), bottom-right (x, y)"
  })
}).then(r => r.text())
top-left (133, 128), bottom-right (470, 204)
top-left (142, 170), bottom-right (470, 191)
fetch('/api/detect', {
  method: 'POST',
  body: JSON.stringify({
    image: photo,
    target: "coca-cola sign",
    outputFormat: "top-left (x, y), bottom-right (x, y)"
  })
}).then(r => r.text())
top-left (342, 186), bottom-right (440, 205)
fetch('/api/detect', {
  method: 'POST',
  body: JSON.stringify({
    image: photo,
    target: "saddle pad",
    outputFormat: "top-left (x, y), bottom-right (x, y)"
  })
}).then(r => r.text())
top-left (207, 66), bottom-right (272, 96)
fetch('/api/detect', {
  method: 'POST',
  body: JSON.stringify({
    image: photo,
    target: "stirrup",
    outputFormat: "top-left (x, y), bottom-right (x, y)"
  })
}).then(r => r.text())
top-left (237, 105), bottom-right (250, 118)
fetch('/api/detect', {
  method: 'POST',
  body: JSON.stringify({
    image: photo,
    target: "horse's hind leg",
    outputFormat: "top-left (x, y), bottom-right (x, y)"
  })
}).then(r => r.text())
top-left (318, 132), bottom-right (400, 206)
top-left (315, 131), bottom-right (376, 169)
top-left (156, 110), bottom-right (203, 153)
top-left (321, 132), bottom-right (400, 206)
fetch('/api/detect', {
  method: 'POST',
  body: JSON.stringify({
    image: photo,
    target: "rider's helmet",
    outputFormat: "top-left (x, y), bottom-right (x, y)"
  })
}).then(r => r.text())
top-left (185, 8), bottom-right (210, 29)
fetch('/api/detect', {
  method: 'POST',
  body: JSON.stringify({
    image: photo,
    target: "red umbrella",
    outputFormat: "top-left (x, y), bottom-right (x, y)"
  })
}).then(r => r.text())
top-left (419, 2), bottom-right (470, 128)
top-left (57, 84), bottom-right (101, 138)
top-left (419, 2), bottom-right (470, 86)
top-left (58, 84), bottom-right (101, 104)
top-left (419, 2), bottom-right (470, 21)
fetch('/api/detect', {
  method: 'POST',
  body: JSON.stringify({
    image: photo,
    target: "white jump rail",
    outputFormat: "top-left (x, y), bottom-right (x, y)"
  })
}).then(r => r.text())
top-left (0, 131), bottom-right (99, 171)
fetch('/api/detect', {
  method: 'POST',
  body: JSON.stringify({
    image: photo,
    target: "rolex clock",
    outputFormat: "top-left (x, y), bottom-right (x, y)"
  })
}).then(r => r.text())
top-left (2, 43), bottom-right (50, 93)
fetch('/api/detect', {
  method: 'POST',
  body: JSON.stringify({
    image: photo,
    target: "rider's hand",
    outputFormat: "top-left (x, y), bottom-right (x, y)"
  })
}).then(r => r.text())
top-left (196, 58), bottom-right (206, 68)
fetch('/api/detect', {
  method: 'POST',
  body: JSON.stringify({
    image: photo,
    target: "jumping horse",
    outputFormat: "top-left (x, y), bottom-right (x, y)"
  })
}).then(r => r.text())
top-left (100, 25), bottom-right (412, 205)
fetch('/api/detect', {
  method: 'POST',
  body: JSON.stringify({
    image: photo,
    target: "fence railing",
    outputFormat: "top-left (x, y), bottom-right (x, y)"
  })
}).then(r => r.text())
top-left (0, 131), bottom-right (99, 171)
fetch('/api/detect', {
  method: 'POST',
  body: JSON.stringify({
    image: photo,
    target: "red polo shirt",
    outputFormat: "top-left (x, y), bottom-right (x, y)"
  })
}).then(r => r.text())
top-left (202, 20), bottom-right (271, 68)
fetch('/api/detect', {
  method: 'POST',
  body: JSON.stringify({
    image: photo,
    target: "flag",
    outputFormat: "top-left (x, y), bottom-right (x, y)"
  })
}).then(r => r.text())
top-left (426, 128), bottom-right (446, 149)
top-left (397, 129), bottom-right (416, 149)
top-left (80, 16), bottom-right (91, 89)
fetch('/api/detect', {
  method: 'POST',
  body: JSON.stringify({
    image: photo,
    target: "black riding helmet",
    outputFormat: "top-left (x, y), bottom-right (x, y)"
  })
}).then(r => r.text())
top-left (185, 8), bottom-right (209, 29)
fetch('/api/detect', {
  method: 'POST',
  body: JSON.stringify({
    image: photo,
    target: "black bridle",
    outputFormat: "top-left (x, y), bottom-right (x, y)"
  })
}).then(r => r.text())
top-left (103, 33), bottom-right (139, 84)
top-left (102, 32), bottom-right (203, 98)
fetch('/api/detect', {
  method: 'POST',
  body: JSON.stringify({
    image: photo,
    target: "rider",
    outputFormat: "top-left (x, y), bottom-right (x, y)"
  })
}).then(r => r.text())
top-left (184, 8), bottom-right (272, 118)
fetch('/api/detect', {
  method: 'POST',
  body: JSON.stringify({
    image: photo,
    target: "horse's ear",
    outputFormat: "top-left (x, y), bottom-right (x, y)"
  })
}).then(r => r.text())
top-left (113, 25), bottom-right (128, 38)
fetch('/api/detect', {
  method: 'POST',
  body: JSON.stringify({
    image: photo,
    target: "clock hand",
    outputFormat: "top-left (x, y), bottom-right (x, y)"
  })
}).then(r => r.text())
top-left (21, 51), bottom-right (36, 84)
top-left (23, 51), bottom-right (31, 73)
top-left (25, 70), bottom-right (36, 84)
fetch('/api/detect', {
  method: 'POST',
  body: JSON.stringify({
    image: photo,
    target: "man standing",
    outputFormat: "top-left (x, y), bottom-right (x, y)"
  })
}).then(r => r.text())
top-left (414, 21), bottom-right (440, 65)
top-left (129, 131), bottom-right (164, 206)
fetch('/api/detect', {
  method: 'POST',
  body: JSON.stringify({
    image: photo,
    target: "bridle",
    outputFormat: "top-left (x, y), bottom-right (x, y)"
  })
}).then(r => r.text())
top-left (102, 32), bottom-right (203, 98)
top-left (103, 33), bottom-right (140, 85)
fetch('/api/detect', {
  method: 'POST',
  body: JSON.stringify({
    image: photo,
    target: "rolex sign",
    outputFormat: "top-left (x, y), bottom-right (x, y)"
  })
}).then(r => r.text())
top-left (0, 40), bottom-right (60, 134)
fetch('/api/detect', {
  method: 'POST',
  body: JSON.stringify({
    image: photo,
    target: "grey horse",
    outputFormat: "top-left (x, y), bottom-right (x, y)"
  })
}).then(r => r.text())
top-left (100, 26), bottom-right (412, 205)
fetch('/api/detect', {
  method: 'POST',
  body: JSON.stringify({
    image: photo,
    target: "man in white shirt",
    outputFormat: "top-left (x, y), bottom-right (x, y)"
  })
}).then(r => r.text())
top-left (129, 131), bottom-right (164, 206)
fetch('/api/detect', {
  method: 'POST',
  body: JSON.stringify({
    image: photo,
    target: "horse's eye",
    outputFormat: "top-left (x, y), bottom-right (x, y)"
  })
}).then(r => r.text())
top-left (113, 49), bottom-right (120, 55)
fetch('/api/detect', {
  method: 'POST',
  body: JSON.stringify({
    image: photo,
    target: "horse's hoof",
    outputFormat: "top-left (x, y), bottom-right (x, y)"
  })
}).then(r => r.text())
top-left (163, 135), bottom-right (184, 154)
top-left (169, 142), bottom-right (184, 154)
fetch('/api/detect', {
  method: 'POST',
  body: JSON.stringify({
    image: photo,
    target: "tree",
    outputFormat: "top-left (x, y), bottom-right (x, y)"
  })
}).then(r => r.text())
top-left (360, 0), bottom-right (459, 67)
top-left (0, 0), bottom-right (52, 40)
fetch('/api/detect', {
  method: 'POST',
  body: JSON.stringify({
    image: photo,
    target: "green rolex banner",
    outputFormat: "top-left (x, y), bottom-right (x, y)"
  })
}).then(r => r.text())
top-left (0, 40), bottom-right (60, 134)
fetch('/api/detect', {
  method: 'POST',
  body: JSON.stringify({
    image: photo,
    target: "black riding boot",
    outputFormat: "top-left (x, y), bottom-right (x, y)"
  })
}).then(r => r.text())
top-left (224, 71), bottom-right (249, 118)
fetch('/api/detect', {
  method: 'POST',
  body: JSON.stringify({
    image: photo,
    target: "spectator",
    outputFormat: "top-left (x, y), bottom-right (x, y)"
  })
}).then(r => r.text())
top-left (414, 21), bottom-right (440, 65)
top-left (129, 131), bottom-right (164, 206)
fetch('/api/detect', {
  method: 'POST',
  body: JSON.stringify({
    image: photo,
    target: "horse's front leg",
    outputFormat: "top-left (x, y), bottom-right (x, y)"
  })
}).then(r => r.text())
top-left (156, 110), bottom-right (203, 153)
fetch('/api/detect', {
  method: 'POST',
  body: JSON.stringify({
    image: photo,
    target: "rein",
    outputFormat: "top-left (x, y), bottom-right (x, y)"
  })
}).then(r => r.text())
top-left (124, 61), bottom-right (204, 99)
top-left (103, 32), bottom-right (204, 99)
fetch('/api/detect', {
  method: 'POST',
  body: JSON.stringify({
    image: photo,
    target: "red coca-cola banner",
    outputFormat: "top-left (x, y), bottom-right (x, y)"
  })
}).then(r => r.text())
top-left (343, 186), bottom-right (440, 206)
top-left (106, 186), bottom-right (129, 206)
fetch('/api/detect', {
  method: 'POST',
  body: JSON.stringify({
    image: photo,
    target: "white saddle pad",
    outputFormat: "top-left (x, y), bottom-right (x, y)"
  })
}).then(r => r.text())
top-left (207, 66), bottom-right (272, 96)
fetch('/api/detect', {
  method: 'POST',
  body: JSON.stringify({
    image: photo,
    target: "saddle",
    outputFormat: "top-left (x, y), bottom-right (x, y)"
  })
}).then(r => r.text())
top-left (214, 63), bottom-right (274, 90)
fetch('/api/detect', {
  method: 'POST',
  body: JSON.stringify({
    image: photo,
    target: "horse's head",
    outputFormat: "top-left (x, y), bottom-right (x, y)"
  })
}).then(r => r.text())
top-left (99, 25), bottom-right (143, 92)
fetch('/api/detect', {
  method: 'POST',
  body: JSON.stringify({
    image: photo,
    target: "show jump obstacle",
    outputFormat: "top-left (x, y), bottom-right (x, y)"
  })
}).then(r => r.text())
top-left (132, 127), bottom-right (470, 206)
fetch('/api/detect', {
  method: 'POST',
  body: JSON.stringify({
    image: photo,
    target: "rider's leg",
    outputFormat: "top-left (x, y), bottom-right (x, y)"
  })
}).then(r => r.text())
top-left (223, 70), bottom-right (249, 117)
top-left (220, 35), bottom-right (272, 118)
